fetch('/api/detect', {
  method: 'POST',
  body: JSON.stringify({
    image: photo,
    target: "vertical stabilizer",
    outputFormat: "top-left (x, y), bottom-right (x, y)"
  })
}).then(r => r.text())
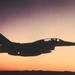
top-left (0, 33), bottom-right (11, 45)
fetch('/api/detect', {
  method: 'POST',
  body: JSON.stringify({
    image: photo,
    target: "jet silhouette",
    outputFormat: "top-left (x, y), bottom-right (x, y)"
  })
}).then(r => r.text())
top-left (0, 33), bottom-right (75, 56)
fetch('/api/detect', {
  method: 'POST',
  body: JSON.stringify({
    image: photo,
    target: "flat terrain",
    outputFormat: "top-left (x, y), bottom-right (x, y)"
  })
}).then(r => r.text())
top-left (0, 71), bottom-right (75, 75)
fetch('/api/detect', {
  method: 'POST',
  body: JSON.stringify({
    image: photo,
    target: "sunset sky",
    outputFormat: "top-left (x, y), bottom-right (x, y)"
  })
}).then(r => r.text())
top-left (0, 0), bottom-right (75, 71)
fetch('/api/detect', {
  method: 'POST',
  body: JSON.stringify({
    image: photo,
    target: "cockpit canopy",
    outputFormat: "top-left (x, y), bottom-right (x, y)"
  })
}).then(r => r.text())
top-left (44, 38), bottom-right (63, 42)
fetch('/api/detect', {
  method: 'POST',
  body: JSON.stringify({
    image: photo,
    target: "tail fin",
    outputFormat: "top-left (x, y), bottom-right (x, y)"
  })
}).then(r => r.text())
top-left (0, 33), bottom-right (11, 45)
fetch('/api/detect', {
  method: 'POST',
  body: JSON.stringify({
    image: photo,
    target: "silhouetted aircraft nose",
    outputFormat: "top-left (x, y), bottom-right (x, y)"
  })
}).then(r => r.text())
top-left (55, 41), bottom-right (75, 46)
top-left (66, 42), bottom-right (75, 46)
top-left (60, 41), bottom-right (75, 46)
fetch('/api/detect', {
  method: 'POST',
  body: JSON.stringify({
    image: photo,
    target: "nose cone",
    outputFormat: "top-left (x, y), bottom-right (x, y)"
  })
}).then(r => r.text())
top-left (55, 41), bottom-right (75, 46)
top-left (65, 41), bottom-right (75, 46)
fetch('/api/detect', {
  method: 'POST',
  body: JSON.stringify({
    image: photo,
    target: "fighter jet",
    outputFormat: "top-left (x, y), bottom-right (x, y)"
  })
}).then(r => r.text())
top-left (0, 33), bottom-right (75, 56)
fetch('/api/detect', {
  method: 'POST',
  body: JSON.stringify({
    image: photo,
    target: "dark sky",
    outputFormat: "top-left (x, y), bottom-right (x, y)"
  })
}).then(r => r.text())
top-left (0, 0), bottom-right (74, 19)
top-left (0, 0), bottom-right (74, 25)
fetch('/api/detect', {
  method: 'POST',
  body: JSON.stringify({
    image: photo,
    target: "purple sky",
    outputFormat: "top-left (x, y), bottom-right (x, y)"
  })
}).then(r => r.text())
top-left (0, 0), bottom-right (75, 25)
